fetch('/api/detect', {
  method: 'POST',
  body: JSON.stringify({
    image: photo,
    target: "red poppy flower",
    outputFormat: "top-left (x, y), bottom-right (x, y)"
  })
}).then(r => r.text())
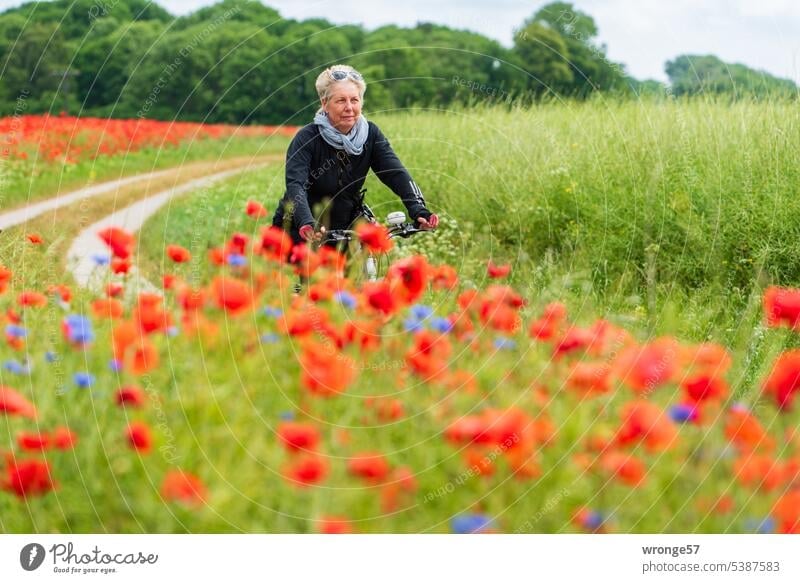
top-left (115, 385), bottom-right (146, 408)
top-left (487, 260), bottom-right (511, 279)
top-left (1, 457), bottom-right (56, 498)
top-left (208, 247), bottom-right (225, 265)
top-left (161, 469), bottom-right (207, 506)
top-left (246, 200), bottom-right (268, 218)
top-left (724, 407), bottom-right (774, 452)
top-left (177, 287), bottom-right (206, 311)
top-left (600, 450), bottom-right (647, 486)
top-left (283, 453), bottom-right (329, 487)
top-left (0, 264), bottom-right (12, 294)
top-left (18, 290), bottom-right (47, 308)
top-left (529, 302), bottom-right (568, 341)
top-left (98, 227), bottom-right (135, 259)
top-left (277, 422), bottom-right (321, 453)
top-left (259, 226), bottom-right (293, 261)
top-left (51, 427), bottom-right (78, 450)
top-left (300, 343), bottom-right (356, 397)
top-left (91, 298), bottom-right (124, 319)
top-left (126, 421), bottom-right (152, 453)
top-left (682, 372), bottom-right (729, 403)
top-left (615, 400), bottom-right (677, 452)
top-left (130, 338), bottom-right (159, 375)
top-left (356, 222), bottom-right (393, 253)
top-left (387, 255), bottom-right (429, 306)
top-left (733, 453), bottom-right (784, 491)
top-left (348, 451), bottom-right (391, 482)
top-left (166, 244), bottom-right (191, 263)
top-left (764, 285), bottom-right (800, 330)
top-left (773, 490), bottom-right (800, 533)
top-left (111, 258), bottom-right (131, 274)
top-left (0, 385), bottom-right (37, 419)
top-left (681, 342), bottom-right (732, 375)
top-left (763, 350), bottom-right (800, 410)
top-left (431, 264), bottom-right (458, 290)
top-left (133, 293), bottom-right (172, 334)
top-left (106, 282), bottom-right (124, 298)
top-left (406, 329), bottom-right (452, 379)
top-left (362, 280), bottom-right (398, 315)
top-left (613, 337), bottom-right (679, 393)
top-left (566, 361), bottom-right (613, 397)
top-left (48, 284), bottom-right (72, 303)
top-left (112, 320), bottom-right (140, 361)
top-left (318, 515), bottom-right (353, 534)
top-left (26, 232), bottom-right (43, 244)
top-left (17, 431), bottom-right (49, 451)
top-left (278, 307), bottom-right (328, 336)
top-left (210, 276), bottom-right (255, 315)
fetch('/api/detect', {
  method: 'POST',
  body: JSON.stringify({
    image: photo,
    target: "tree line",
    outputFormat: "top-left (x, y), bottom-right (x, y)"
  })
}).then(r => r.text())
top-left (0, 0), bottom-right (795, 124)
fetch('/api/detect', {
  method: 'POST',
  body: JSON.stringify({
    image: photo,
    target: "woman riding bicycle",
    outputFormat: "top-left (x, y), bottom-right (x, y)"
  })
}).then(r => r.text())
top-left (271, 64), bottom-right (439, 246)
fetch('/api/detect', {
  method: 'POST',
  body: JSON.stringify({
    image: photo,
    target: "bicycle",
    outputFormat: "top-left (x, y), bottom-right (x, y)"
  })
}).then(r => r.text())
top-left (320, 204), bottom-right (430, 281)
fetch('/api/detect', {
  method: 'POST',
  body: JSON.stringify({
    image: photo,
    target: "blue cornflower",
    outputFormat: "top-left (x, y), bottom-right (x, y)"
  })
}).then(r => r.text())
top-left (74, 372), bottom-right (95, 388)
top-left (403, 318), bottom-right (423, 333)
top-left (64, 314), bottom-right (94, 345)
top-left (429, 317), bottom-right (453, 333)
top-left (3, 360), bottom-right (28, 375)
top-left (494, 337), bottom-right (516, 350)
top-left (582, 510), bottom-right (605, 530)
top-left (5, 324), bottom-right (27, 339)
top-left (279, 411), bottom-right (295, 421)
top-left (92, 253), bottom-right (110, 266)
top-left (745, 517), bottom-right (775, 534)
top-left (227, 253), bottom-right (247, 267)
top-left (410, 304), bottom-right (434, 320)
top-left (260, 333), bottom-right (279, 344)
top-left (669, 403), bottom-right (697, 423)
top-left (262, 306), bottom-right (283, 319)
top-left (45, 351), bottom-right (59, 363)
top-left (109, 359), bottom-right (123, 372)
top-left (334, 291), bottom-right (357, 310)
top-left (450, 514), bottom-right (493, 534)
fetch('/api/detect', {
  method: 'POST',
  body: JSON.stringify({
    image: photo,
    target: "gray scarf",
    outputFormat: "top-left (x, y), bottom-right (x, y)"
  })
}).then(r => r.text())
top-left (314, 110), bottom-right (369, 156)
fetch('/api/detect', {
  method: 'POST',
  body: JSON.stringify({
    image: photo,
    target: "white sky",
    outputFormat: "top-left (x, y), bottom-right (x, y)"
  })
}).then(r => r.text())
top-left (1, 0), bottom-right (798, 83)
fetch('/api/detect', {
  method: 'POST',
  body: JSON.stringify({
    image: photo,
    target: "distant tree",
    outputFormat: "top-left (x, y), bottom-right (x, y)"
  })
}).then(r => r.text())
top-left (514, 2), bottom-right (628, 96)
top-left (513, 22), bottom-right (573, 95)
top-left (666, 54), bottom-right (797, 98)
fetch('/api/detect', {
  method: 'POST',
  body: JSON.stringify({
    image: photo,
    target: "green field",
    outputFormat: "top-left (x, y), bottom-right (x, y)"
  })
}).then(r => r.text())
top-left (2, 102), bottom-right (800, 533)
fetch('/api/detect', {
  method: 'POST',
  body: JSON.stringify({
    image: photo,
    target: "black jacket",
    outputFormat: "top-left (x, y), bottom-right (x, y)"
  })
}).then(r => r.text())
top-left (272, 120), bottom-right (432, 242)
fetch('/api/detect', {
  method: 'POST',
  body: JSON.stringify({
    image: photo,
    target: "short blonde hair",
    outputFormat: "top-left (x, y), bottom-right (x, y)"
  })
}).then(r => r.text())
top-left (315, 65), bottom-right (367, 103)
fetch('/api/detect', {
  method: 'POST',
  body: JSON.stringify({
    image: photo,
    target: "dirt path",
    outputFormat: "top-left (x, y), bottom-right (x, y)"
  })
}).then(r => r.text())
top-left (67, 164), bottom-right (267, 291)
top-left (0, 155), bottom-right (280, 291)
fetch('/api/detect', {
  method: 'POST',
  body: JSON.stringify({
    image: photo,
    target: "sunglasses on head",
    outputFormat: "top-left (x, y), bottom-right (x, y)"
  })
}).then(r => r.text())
top-left (328, 69), bottom-right (363, 82)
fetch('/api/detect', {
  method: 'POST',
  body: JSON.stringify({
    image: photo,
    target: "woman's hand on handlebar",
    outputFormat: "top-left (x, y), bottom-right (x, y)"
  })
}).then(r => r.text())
top-left (417, 214), bottom-right (439, 230)
top-left (299, 224), bottom-right (326, 242)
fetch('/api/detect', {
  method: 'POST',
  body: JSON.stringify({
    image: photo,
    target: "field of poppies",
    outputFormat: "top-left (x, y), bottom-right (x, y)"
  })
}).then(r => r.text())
top-left (2, 105), bottom-right (800, 534)
top-left (0, 114), bottom-right (294, 209)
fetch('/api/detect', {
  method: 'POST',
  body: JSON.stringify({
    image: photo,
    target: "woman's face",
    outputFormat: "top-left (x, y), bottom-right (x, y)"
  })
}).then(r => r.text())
top-left (322, 81), bottom-right (362, 134)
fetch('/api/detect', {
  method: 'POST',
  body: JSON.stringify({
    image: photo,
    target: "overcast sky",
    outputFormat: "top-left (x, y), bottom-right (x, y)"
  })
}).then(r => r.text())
top-left (1, 0), bottom-right (798, 83)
